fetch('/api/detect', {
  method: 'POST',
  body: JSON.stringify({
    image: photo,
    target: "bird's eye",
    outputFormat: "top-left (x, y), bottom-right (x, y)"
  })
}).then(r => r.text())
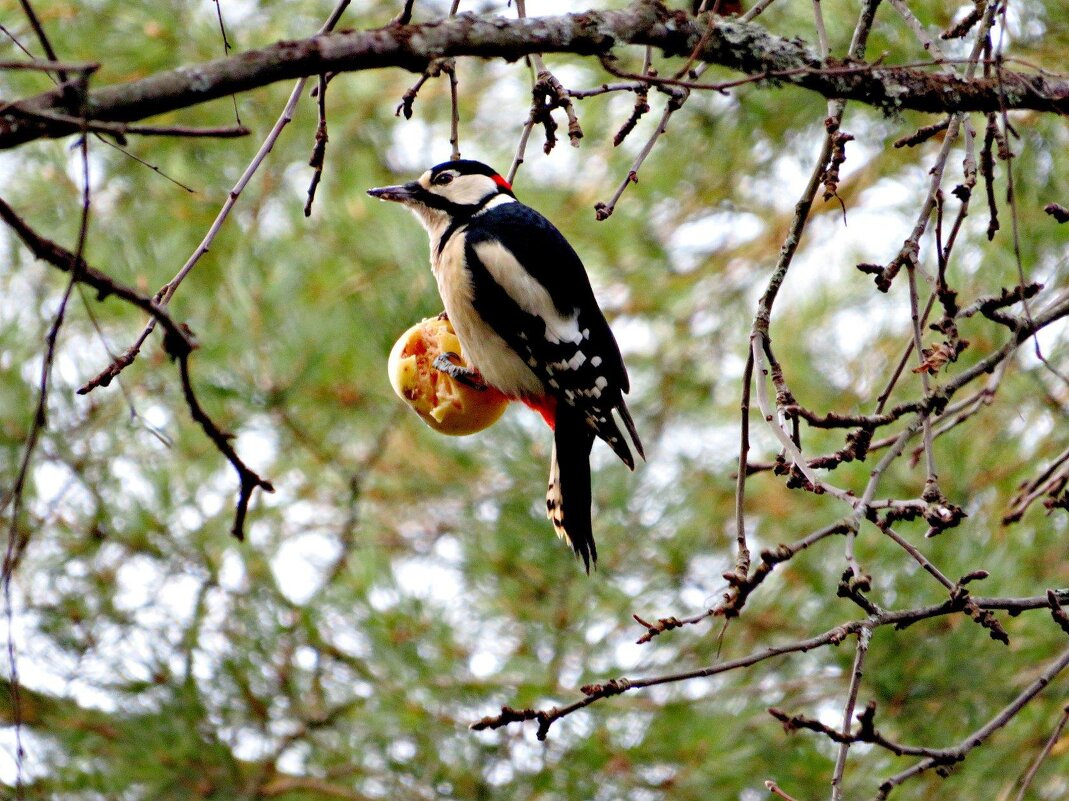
top-left (433, 173), bottom-right (454, 186)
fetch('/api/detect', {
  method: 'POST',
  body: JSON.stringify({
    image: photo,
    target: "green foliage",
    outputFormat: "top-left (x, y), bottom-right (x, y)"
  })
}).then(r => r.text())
top-left (1, 1), bottom-right (1068, 800)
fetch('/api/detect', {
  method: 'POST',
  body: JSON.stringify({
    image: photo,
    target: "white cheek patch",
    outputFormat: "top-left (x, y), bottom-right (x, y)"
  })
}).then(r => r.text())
top-left (472, 240), bottom-right (583, 345)
top-left (444, 175), bottom-right (498, 206)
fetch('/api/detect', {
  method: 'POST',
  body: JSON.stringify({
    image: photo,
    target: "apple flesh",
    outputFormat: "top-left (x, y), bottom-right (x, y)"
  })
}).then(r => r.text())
top-left (387, 316), bottom-right (509, 436)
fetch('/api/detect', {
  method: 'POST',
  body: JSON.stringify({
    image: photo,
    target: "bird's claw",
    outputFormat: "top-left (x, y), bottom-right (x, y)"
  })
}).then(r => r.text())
top-left (432, 352), bottom-right (487, 391)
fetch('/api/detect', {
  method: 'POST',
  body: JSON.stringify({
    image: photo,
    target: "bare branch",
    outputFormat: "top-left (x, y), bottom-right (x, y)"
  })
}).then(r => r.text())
top-left (0, 58), bottom-right (98, 73)
top-left (0, 198), bottom-right (274, 539)
top-left (830, 626), bottom-right (872, 801)
top-left (874, 646), bottom-right (1069, 800)
top-left (79, 0), bottom-right (353, 393)
top-left (765, 780), bottom-right (803, 801)
top-left (6, 4), bottom-right (1069, 150)
top-left (476, 595), bottom-right (1069, 741)
top-left (1012, 704), bottom-right (1069, 801)
top-left (594, 83), bottom-right (685, 220)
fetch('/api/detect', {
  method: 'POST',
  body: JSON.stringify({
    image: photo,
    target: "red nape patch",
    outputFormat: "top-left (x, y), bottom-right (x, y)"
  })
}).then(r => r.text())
top-left (493, 174), bottom-right (513, 192)
top-left (520, 395), bottom-right (557, 429)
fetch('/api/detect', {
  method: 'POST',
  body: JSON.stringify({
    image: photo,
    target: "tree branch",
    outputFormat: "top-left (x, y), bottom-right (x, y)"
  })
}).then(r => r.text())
top-left (472, 592), bottom-right (1069, 741)
top-left (3, 2), bottom-right (1068, 149)
top-left (0, 197), bottom-right (275, 539)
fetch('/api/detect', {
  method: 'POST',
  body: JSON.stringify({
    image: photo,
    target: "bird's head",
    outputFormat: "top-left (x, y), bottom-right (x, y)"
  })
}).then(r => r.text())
top-left (367, 160), bottom-right (514, 230)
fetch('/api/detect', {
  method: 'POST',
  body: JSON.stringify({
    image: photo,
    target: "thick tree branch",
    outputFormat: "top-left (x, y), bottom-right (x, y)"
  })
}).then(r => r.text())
top-left (3, 2), bottom-right (1067, 149)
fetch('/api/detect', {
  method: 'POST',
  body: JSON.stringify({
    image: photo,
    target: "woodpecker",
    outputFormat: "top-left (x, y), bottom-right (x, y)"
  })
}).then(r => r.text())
top-left (368, 160), bottom-right (643, 571)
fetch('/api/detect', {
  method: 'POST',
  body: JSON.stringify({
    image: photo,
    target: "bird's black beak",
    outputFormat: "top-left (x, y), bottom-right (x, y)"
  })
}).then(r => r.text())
top-left (367, 181), bottom-right (421, 203)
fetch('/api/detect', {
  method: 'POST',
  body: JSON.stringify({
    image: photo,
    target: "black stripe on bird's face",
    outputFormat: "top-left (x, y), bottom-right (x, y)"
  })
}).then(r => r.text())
top-left (366, 179), bottom-right (463, 213)
top-left (368, 161), bottom-right (514, 218)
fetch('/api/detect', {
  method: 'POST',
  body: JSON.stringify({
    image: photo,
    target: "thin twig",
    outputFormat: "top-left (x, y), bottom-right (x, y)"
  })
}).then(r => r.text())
top-left (0, 197), bottom-right (273, 540)
top-left (0, 58), bottom-right (98, 73)
top-left (993, 17), bottom-right (1069, 387)
top-left (569, 81), bottom-right (647, 99)
top-left (445, 59), bottom-right (460, 160)
top-left (1012, 704), bottom-right (1069, 801)
top-left (1, 76), bottom-right (91, 797)
top-left (94, 135), bottom-right (197, 193)
top-left (1003, 446), bottom-right (1069, 524)
top-left (880, 526), bottom-right (954, 590)
top-left (741, 0), bottom-right (781, 22)
top-left (751, 337), bottom-right (853, 502)
top-left (17, 0), bottom-right (67, 84)
top-left (639, 519), bottom-right (850, 641)
top-left (766, 780), bottom-right (803, 801)
top-left (477, 596), bottom-right (1069, 742)
top-left (811, 0), bottom-right (829, 60)
top-left (7, 105), bottom-right (250, 138)
top-left (612, 46), bottom-right (652, 147)
top-left (393, 0), bottom-right (416, 25)
top-left (874, 646), bottom-right (1069, 800)
top-left (594, 87), bottom-right (686, 220)
top-left (395, 69), bottom-right (434, 119)
top-left (905, 265), bottom-right (939, 494)
top-left (304, 73), bottom-right (329, 217)
top-left (506, 110), bottom-right (537, 185)
top-left (733, 351), bottom-right (754, 584)
top-left (888, 0), bottom-right (955, 67)
top-left (210, 0), bottom-right (242, 125)
top-left (830, 626), bottom-right (873, 801)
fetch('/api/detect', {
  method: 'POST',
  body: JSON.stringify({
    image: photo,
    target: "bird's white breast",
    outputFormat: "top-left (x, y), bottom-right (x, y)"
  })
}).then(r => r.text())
top-left (432, 230), bottom-right (544, 398)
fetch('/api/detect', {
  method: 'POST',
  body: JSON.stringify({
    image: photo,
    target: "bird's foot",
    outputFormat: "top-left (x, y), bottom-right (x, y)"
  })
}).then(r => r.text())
top-left (432, 352), bottom-right (487, 391)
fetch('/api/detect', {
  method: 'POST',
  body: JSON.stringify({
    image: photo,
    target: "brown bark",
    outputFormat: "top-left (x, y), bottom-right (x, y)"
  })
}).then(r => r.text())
top-left (2, 1), bottom-right (1065, 150)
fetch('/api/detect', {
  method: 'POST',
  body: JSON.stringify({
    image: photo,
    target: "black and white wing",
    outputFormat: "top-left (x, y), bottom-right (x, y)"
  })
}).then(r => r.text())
top-left (463, 202), bottom-right (643, 467)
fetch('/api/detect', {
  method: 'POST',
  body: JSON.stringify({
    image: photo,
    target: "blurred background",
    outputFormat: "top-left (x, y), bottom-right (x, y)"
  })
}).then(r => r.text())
top-left (1, 0), bottom-right (1067, 798)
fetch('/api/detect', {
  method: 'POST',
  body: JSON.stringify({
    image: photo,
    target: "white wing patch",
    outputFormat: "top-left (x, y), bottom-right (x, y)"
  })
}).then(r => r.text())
top-left (472, 240), bottom-right (583, 345)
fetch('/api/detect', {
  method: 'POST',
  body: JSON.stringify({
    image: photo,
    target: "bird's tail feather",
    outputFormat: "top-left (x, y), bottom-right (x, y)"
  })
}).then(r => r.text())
top-left (547, 408), bottom-right (596, 571)
top-left (599, 399), bottom-right (644, 471)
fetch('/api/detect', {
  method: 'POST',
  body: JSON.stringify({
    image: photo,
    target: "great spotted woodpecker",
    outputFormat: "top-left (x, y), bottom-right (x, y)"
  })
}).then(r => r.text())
top-left (368, 160), bottom-right (643, 570)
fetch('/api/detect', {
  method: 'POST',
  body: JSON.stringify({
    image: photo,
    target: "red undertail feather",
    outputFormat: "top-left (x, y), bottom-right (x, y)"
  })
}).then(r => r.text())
top-left (521, 394), bottom-right (557, 429)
